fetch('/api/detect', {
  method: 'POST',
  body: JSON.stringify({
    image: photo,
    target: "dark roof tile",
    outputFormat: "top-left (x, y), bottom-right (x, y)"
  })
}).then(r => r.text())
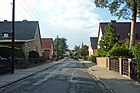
top-left (90, 37), bottom-right (98, 49)
top-left (100, 21), bottom-right (140, 43)
top-left (0, 20), bottom-right (39, 40)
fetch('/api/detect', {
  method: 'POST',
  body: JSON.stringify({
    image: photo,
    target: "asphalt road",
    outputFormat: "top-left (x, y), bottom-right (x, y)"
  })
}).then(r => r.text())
top-left (0, 58), bottom-right (106, 93)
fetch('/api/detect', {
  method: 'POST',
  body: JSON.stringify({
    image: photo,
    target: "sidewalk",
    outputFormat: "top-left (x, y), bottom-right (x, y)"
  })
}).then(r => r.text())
top-left (0, 59), bottom-right (65, 89)
top-left (81, 60), bottom-right (140, 93)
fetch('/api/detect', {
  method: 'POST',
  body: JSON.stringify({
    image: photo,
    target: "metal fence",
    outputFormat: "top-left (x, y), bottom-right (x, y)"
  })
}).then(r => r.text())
top-left (0, 58), bottom-right (11, 75)
top-left (14, 58), bottom-right (47, 69)
top-left (0, 58), bottom-right (48, 75)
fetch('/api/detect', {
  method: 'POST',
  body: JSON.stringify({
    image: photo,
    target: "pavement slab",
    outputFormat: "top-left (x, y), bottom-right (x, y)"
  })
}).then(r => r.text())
top-left (81, 60), bottom-right (140, 93)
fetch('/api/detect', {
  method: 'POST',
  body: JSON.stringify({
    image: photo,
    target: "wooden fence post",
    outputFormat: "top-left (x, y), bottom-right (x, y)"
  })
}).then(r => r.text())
top-left (119, 58), bottom-right (123, 75)
top-left (128, 59), bottom-right (132, 79)
top-left (107, 58), bottom-right (110, 70)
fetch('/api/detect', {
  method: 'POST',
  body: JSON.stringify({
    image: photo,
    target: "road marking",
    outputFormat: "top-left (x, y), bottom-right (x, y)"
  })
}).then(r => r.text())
top-left (70, 72), bottom-right (74, 81)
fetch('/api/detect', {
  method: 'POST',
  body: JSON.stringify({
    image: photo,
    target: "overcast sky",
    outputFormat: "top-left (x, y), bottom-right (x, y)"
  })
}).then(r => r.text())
top-left (0, 0), bottom-right (128, 49)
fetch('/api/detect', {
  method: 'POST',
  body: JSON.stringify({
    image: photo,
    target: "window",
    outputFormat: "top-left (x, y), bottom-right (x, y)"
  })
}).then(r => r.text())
top-left (2, 32), bottom-right (11, 39)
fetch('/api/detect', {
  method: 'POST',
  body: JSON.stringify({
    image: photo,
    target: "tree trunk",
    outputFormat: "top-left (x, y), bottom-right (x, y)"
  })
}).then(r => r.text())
top-left (129, 0), bottom-right (137, 49)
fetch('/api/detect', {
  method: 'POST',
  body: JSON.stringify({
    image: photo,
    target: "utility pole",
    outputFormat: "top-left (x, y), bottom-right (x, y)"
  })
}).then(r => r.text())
top-left (129, 0), bottom-right (137, 49)
top-left (11, 0), bottom-right (15, 74)
top-left (56, 35), bottom-right (59, 61)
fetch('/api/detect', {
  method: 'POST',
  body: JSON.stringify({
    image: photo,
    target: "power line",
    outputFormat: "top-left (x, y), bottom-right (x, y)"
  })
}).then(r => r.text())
top-left (26, 0), bottom-right (57, 37)
top-left (17, 0), bottom-right (57, 37)
top-left (16, 0), bottom-right (52, 37)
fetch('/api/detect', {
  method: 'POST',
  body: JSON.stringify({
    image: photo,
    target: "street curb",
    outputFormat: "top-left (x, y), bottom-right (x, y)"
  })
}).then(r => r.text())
top-left (0, 59), bottom-right (65, 89)
top-left (80, 61), bottom-right (115, 93)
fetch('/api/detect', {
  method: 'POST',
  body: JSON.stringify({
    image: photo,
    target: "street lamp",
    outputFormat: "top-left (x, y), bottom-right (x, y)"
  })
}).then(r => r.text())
top-left (11, 0), bottom-right (15, 74)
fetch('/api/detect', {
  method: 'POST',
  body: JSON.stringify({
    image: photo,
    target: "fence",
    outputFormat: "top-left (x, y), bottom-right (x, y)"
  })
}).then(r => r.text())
top-left (0, 58), bottom-right (48, 75)
top-left (109, 58), bottom-right (119, 72)
top-left (14, 58), bottom-right (47, 69)
top-left (96, 57), bottom-right (137, 80)
top-left (0, 58), bottom-right (11, 75)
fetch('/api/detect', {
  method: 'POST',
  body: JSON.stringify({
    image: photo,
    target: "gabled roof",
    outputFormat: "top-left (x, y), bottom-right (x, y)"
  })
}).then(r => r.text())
top-left (99, 20), bottom-right (140, 43)
top-left (0, 20), bottom-right (39, 40)
top-left (41, 38), bottom-right (53, 49)
top-left (90, 37), bottom-right (98, 49)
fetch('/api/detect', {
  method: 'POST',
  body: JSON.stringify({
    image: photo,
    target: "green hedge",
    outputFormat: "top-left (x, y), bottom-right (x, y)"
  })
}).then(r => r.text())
top-left (28, 51), bottom-right (39, 58)
top-left (107, 43), bottom-right (133, 58)
top-left (0, 46), bottom-right (25, 58)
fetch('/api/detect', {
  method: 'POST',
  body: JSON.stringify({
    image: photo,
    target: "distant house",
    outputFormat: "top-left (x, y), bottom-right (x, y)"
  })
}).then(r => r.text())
top-left (88, 37), bottom-right (98, 56)
top-left (0, 20), bottom-right (43, 58)
top-left (41, 38), bottom-right (53, 61)
top-left (98, 20), bottom-right (140, 48)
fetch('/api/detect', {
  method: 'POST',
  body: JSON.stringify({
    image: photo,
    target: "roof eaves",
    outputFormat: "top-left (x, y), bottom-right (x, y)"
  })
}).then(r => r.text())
top-left (0, 39), bottom-right (34, 43)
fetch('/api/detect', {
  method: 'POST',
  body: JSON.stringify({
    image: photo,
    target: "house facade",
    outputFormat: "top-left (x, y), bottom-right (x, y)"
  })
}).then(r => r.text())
top-left (88, 37), bottom-right (98, 56)
top-left (0, 20), bottom-right (43, 58)
top-left (97, 20), bottom-right (140, 48)
top-left (41, 38), bottom-right (53, 61)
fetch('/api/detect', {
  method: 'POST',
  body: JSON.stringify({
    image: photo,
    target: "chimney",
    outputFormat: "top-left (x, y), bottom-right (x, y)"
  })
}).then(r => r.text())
top-left (4, 20), bottom-right (8, 22)
top-left (111, 20), bottom-right (116, 23)
top-left (23, 19), bottom-right (27, 22)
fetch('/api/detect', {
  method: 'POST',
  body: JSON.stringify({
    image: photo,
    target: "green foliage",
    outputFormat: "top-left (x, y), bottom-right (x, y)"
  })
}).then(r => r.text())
top-left (123, 38), bottom-right (130, 50)
top-left (74, 45), bottom-right (80, 51)
top-left (73, 44), bottom-right (88, 59)
top-left (78, 45), bottom-right (88, 58)
top-left (53, 37), bottom-right (68, 59)
top-left (28, 51), bottom-right (39, 58)
top-left (133, 43), bottom-right (140, 75)
top-left (88, 55), bottom-right (96, 63)
top-left (96, 22), bottom-right (119, 57)
top-left (15, 48), bottom-right (25, 58)
top-left (94, 0), bottom-right (140, 19)
top-left (107, 43), bottom-right (133, 58)
top-left (0, 46), bottom-right (25, 58)
top-left (96, 48), bottom-right (106, 57)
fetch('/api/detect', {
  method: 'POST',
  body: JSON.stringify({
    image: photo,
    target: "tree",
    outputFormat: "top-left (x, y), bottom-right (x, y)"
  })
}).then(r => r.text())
top-left (53, 37), bottom-right (68, 59)
top-left (97, 22), bottom-right (119, 57)
top-left (76, 44), bottom-right (88, 59)
top-left (74, 45), bottom-right (80, 51)
top-left (78, 45), bottom-right (88, 59)
top-left (94, 0), bottom-right (140, 49)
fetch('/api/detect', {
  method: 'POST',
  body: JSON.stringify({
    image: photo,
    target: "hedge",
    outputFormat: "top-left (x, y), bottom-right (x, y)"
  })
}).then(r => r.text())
top-left (0, 46), bottom-right (25, 58)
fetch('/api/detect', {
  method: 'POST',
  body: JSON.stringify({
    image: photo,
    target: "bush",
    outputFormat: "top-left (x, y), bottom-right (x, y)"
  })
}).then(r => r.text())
top-left (28, 51), bottom-right (39, 58)
top-left (107, 43), bottom-right (133, 58)
top-left (0, 46), bottom-right (25, 58)
top-left (132, 43), bottom-right (140, 77)
top-left (96, 48), bottom-right (106, 57)
top-left (15, 48), bottom-right (25, 58)
top-left (89, 55), bottom-right (96, 63)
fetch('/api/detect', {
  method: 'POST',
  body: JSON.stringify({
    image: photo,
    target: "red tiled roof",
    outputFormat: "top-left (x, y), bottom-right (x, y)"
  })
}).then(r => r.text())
top-left (41, 38), bottom-right (53, 49)
top-left (99, 21), bottom-right (140, 43)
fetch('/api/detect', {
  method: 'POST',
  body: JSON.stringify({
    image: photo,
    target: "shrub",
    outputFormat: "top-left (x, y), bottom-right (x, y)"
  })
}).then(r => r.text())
top-left (0, 46), bottom-right (25, 58)
top-left (28, 51), bottom-right (39, 58)
top-left (95, 48), bottom-right (106, 57)
top-left (89, 55), bottom-right (96, 63)
top-left (107, 43), bottom-right (133, 58)
top-left (133, 43), bottom-right (140, 77)
top-left (15, 48), bottom-right (25, 58)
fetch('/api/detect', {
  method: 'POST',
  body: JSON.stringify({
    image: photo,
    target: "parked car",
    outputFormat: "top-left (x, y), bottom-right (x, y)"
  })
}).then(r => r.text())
top-left (73, 56), bottom-right (79, 60)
